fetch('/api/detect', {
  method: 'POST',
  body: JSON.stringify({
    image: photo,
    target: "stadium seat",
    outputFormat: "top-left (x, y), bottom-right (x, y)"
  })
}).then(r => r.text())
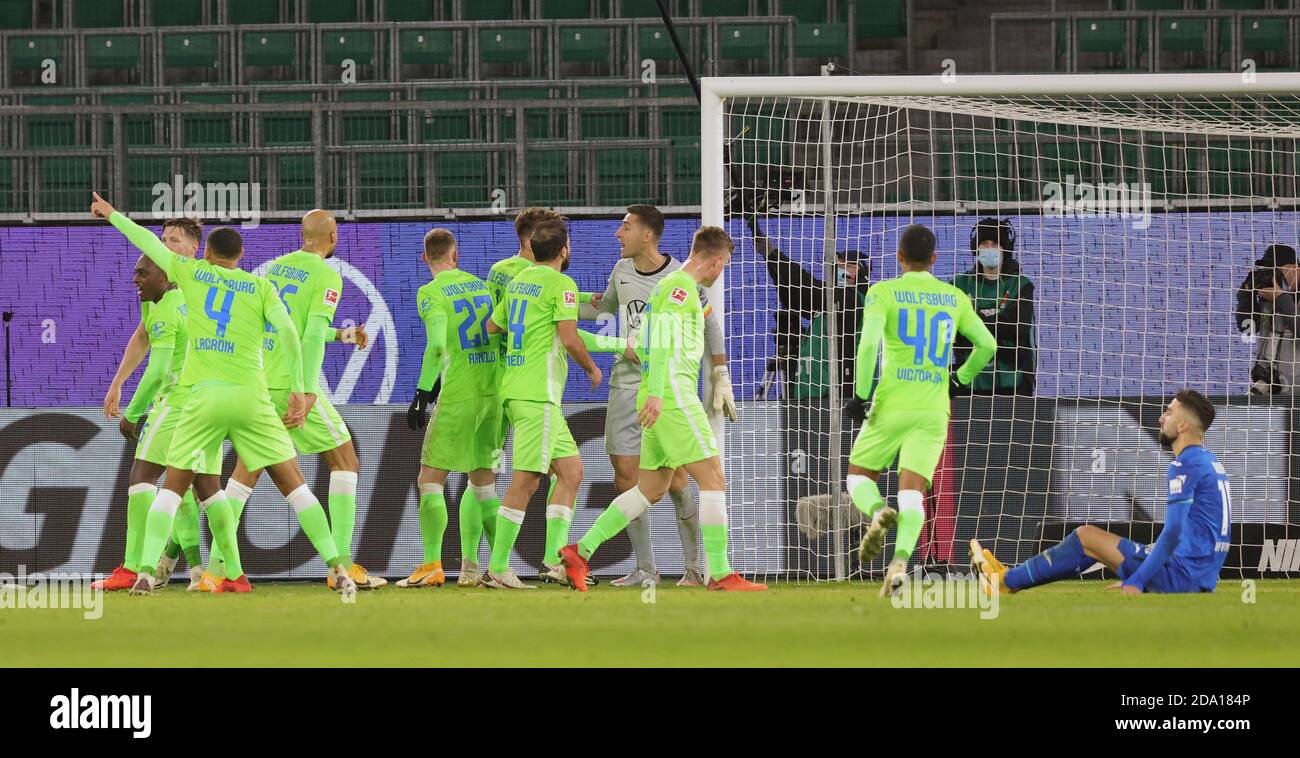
top-left (659, 84), bottom-right (696, 139)
top-left (1158, 17), bottom-right (1209, 54)
top-left (595, 148), bottom-right (654, 205)
top-left (1076, 19), bottom-right (1129, 55)
top-left (401, 28), bottom-right (457, 67)
top-left (8, 35), bottom-right (68, 88)
top-left (182, 92), bottom-right (240, 146)
top-left (794, 23), bottom-right (849, 58)
top-left (243, 31), bottom-right (297, 68)
top-left (1206, 144), bottom-right (1252, 196)
top-left (526, 150), bottom-right (573, 206)
top-left (152, 0), bottom-right (205, 26)
top-left (777, 0), bottom-right (828, 24)
top-left (543, 0), bottom-right (602, 18)
top-left (418, 88), bottom-right (476, 142)
top-left (24, 95), bottom-right (80, 150)
top-left (339, 90), bottom-right (405, 143)
top-left (228, 0), bottom-right (281, 23)
top-left (259, 91), bottom-right (314, 145)
top-left (321, 30), bottom-right (377, 69)
top-left (0, 158), bottom-right (16, 213)
top-left (196, 155), bottom-right (251, 185)
top-left (385, 0), bottom-right (437, 21)
top-left (579, 86), bottom-right (633, 139)
top-left (559, 26), bottom-right (614, 63)
top-left (432, 152), bottom-right (483, 207)
top-left (464, 0), bottom-right (515, 20)
top-left (620, 0), bottom-right (682, 17)
top-left (85, 35), bottom-right (145, 83)
top-left (308, 0), bottom-right (359, 23)
top-left (719, 24), bottom-right (775, 61)
top-left (356, 153), bottom-right (416, 209)
top-left (0, 0), bottom-right (35, 29)
top-left (498, 87), bottom-right (561, 139)
top-left (40, 157), bottom-right (94, 213)
top-left (1216, 0), bottom-right (1269, 8)
top-left (699, 0), bottom-right (749, 15)
top-left (274, 154), bottom-right (315, 210)
top-left (74, 0), bottom-right (126, 28)
top-left (480, 28), bottom-right (534, 64)
top-left (103, 93), bottom-right (161, 147)
top-left (855, 0), bottom-right (907, 39)
top-left (1233, 16), bottom-right (1290, 61)
top-left (162, 32), bottom-right (222, 83)
top-left (125, 156), bottom-right (171, 211)
top-left (670, 136), bottom-right (700, 205)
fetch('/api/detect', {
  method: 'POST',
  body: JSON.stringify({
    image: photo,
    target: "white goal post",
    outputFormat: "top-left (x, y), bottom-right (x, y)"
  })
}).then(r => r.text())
top-left (702, 72), bottom-right (1300, 583)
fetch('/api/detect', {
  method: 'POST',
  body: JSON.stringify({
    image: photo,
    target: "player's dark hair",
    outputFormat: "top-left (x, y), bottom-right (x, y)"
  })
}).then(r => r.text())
top-left (515, 207), bottom-right (562, 243)
top-left (162, 217), bottom-right (203, 244)
top-left (691, 226), bottom-right (734, 259)
top-left (899, 224), bottom-right (936, 265)
top-left (969, 217), bottom-right (1015, 253)
top-left (423, 228), bottom-right (456, 261)
top-left (206, 226), bottom-right (243, 260)
top-left (626, 204), bottom-right (665, 240)
top-left (530, 219), bottom-right (569, 263)
top-left (1174, 389), bottom-right (1216, 432)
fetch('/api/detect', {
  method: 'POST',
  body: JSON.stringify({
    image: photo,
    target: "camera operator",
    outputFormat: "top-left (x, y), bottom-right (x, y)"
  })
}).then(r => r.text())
top-left (1237, 243), bottom-right (1300, 395)
top-left (745, 213), bottom-right (869, 400)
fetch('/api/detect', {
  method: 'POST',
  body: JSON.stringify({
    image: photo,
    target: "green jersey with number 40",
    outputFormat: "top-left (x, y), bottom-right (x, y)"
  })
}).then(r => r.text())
top-left (262, 250), bottom-right (342, 391)
top-left (417, 269), bottom-right (498, 403)
top-left (857, 270), bottom-right (996, 413)
top-left (490, 264), bottom-right (580, 404)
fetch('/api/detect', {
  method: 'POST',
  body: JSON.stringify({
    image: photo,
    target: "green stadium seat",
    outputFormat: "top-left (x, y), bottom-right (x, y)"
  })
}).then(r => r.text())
top-left (339, 90), bottom-right (404, 143)
top-left (85, 35), bottom-right (142, 74)
top-left (103, 93), bottom-right (160, 147)
top-left (308, 0), bottom-right (358, 23)
top-left (243, 31), bottom-right (297, 68)
top-left (579, 86), bottom-right (632, 139)
top-left (620, 0), bottom-right (682, 16)
top-left (9, 36), bottom-right (64, 72)
top-left (719, 24), bottom-right (773, 61)
top-left (777, 0), bottom-right (828, 23)
top-left (0, 158), bottom-right (17, 213)
top-left (670, 136), bottom-right (700, 205)
top-left (1076, 18), bottom-right (1129, 55)
top-left (163, 32), bottom-right (219, 70)
top-left (1206, 144), bottom-right (1251, 196)
top-left (659, 84), bottom-right (696, 139)
top-left (700, 0), bottom-right (748, 14)
top-left (401, 29), bottom-right (456, 66)
top-left (638, 26), bottom-right (679, 60)
top-left (595, 148), bottom-right (653, 205)
top-left (74, 0), bottom-right (125, 28)
top-left (498, 87), bottom-right (560, 139)
top-left (41, 157), bottom-right (93, 213)
top-left (0, 0), bottom-right (35, 29)
top-left (355, 153), bottom-right (416, 209)
top-left (856, 0), bottom-right (907, 39)
top-left (526, 150), bottom-right (572, 206)
top-left (182, 92), bottom-right (239, 146)
top-left (435, 152), bottom-right (492, 207)
top-left (228, 0), bottom-right (280, 23)
top-left (1035, 141), bottom-right (1100, 185)
top-left (25, 95), bottom-right (79, 150)
top-left (464, 0), bottom-right (515, 20)
top-left (386, 0), bottom-right (437, 21)
top-left (795, 23), bottom-right (849, 58)
top-left (418, 88), bottom-right (475, 142)
top-left (322, 31), bottom-right (376, 67)
top-left (259, 91), bottom-right (314, 145)
top-left (125, 156), bottom-right (170, 211)
top-left (480, 28), bottom-right (533, 64)
top-left (153, 0), bottom-right (205, 26)
top-left (1217, 0), bottom-right (1269, 8)
top-left (560, 27), bottom-right (613, 63)
top-left (1238, 17), bottom-right (1289, 53)
top-left (275, 154), bottom-right (315, 210)
top-left (197, 155), bottom-right (251, 185)
top-left (1119, 0), bottom-right (1186, 9)
top-left (1159, 17), bottom-right (1209, 54)
top-left (543, 0), bottom-right (597, 18)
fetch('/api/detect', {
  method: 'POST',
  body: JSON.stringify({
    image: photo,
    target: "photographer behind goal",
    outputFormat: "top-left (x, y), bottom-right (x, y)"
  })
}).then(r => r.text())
top-left (1237, 243), bottom-right (1300, 395)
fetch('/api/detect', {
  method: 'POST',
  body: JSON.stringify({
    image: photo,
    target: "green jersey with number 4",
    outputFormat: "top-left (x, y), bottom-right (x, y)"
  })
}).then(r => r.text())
top-left (490, 264), bottom-right (580, 405)
top-left (857, 270), bottom-right (996, 413)
top-left (417, 269), bottom-right (499, 403)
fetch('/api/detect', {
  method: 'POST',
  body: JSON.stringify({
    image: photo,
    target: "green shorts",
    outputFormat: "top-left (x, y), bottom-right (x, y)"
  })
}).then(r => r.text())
top-left (504, 399), bottom-right (578, 474)
top-left (422, 394), bottom-right (502, 473)
top-left (134, 388), bottom-right (190, 466)
top-left (270, 388), bottom-right (351, 455)
top-left (849, 405), bottom-right (949, 485)
top-left (640, 401), bottom-right (718, 471)
top-left (166, 384), bottom-right (296, 475)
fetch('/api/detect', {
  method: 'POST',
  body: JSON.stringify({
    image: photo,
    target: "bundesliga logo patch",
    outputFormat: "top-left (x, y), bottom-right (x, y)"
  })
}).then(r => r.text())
top-left (1170, 475), bottom-right (1186, 495)
top-left (324, 289), bottom-right (340, 306)
top-left (670, 287), bottom-right (688, 305)
top-left (564, 291), bottom-right (577, 306)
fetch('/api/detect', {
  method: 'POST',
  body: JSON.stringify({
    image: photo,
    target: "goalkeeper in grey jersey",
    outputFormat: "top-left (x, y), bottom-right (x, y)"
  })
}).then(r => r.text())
top-left (579, 205), bottom-right (736, 587)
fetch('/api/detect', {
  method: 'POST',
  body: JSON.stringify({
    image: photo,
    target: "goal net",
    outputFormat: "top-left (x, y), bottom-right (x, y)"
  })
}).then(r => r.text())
top-left (708, 74), bottom-right (1300, 583)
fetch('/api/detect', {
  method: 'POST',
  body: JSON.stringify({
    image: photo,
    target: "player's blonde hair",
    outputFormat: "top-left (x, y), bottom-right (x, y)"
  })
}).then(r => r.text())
top-left (690, 226), bottom-right (734, 259)
top-left (423, 228), bottom-right (456, 261)
top-left (162, 218), bottom-right (203, 243)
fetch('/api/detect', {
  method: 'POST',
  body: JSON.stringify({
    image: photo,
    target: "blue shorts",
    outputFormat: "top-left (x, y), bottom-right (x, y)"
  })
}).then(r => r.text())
top-left (1116, 538), bottom-right (1210, 594)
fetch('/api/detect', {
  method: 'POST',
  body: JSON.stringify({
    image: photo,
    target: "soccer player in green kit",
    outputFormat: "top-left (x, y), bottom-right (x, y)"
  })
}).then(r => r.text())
top-left (482, 217), bottom-right (603, 590)
top-left (400, 228), bottom-right (503, 589)
top-left (98, 218), bottom-right (207, 592)
top-left (558, 227), bottom-right (767, 592)
top-left (207, 209), bottom-right (381, 593)
top-left (89, 193), bottom-right (358, 596)
top-left (843, 224), bottom-right (997, 596)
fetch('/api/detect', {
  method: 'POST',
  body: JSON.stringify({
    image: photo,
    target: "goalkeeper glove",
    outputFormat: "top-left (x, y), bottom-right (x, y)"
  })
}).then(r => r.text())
top-left (844, 395), bottom-right (867, 424)
top-left (407, 388), bottom-right (435, 430)
top-left (710, 364), bottom-right (739, 422)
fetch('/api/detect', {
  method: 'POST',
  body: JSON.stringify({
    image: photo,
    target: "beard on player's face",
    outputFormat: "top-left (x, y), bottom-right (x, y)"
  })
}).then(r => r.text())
top-left (560, 249), bottom-right (571, 272)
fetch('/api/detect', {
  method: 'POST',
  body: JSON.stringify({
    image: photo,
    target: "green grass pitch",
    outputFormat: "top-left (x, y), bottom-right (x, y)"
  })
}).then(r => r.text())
top-left (4, 580), bottom-right (1298, 667)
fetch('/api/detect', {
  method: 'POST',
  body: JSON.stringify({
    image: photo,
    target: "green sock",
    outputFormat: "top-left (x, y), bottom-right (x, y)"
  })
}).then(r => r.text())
top-left (296, 500), bottom-right (344, 568)
top-left (138, 492), bottom-right (182, 576)
top-left (488, 507), bottom-right (524, 575)
top-left (893, 492), bottom-right (925, 563)
top-left (419, 485), bottom-right (448, 564)
top-left (123, 485), bottom-right (154, 573)
top-left (701, 524), bottom-right (732, 579)
top-left (208, 489), bottom-right (247, 569)
top-left (479, 491), bottom-right (499, 546)
top-left (458, 486), bottom-right (483, 564)
top-left (848, 476), bottom-right (885, 518)
top-left (205, 499), bottom-right (243, 579)
top-left (577, 506), bottom-right (630, 560)
top-left (543, 504), bottom-right (573, 566)
top-left (171, 490), bottom-right (200, 565)
top-left (329, 471), bottom-right (358, 565)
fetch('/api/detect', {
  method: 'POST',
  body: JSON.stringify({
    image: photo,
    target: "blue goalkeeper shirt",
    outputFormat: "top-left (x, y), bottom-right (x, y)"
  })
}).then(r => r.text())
top-left (1124, 445), bottom-right (1231, 592)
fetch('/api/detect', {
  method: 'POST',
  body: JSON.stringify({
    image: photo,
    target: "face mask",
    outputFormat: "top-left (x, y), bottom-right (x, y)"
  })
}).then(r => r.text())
top-left (836, 268), bottom-right (848, 287)
top-left (978, 248), bottom-right (1002, 269)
